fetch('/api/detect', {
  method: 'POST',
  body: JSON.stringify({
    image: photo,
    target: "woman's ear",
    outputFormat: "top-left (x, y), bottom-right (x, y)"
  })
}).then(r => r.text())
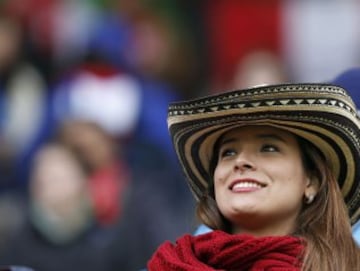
top-left (304, 176), bottom-right (319, 204)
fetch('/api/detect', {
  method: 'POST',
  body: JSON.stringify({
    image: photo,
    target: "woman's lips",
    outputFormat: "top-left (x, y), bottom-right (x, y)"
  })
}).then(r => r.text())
top-left (229, 178), bottom-right (266, 192)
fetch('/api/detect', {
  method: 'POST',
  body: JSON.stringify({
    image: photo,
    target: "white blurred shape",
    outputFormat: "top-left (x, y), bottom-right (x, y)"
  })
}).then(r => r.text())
top-left (68, 72), bottom-right (141, 136)
top-left (282, 1), bottom-right (360, 82)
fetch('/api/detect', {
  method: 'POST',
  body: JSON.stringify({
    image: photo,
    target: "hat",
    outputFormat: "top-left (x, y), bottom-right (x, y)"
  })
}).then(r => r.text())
top-left (332, 67), bottom-right (360, 110)
top-left (168, 83), bottom-right (360, 225)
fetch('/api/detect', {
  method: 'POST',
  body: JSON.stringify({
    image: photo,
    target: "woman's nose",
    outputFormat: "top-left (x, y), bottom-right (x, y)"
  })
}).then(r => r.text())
top-left (233, 153), bottom-right (256, 172)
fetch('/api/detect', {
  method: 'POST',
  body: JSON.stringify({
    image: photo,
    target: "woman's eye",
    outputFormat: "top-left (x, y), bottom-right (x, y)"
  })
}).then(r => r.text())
top-left (220, 148), bottom-right (236, 158)
top-left (261, 144), bottom-right (279, 152)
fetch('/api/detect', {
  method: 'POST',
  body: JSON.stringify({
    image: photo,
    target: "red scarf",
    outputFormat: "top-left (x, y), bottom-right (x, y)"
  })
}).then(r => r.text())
top-left (148, 230), bottom-right (304, 271)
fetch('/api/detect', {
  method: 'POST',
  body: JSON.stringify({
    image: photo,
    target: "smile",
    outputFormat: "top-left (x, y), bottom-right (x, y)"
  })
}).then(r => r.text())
top-left (229, 179), bottom-right (266, 192)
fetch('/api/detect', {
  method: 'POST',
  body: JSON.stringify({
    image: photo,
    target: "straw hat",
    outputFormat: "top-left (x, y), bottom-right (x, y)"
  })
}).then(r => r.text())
top-left (168, 83), bottom-right (360, 224)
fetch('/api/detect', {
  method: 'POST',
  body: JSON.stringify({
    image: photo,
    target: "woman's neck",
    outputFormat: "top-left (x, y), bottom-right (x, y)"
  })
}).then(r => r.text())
top-left (231, 216), bottom-right (297, 237)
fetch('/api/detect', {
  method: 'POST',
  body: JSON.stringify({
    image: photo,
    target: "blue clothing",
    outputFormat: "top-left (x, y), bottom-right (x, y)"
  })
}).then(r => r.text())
top-left (332, 67), bottom-right (360, 109)
top-left (353, 220), bottom-right (360, 245)
top-left (193, 224), bottom-right (212, 235)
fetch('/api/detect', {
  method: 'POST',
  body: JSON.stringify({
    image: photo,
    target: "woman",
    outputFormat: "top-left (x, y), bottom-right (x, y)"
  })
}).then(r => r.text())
top-left (147, 83), bottom-right (360, 270)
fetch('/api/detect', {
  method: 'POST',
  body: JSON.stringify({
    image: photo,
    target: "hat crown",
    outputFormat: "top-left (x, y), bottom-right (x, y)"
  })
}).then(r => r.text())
top-left (168, 84), bottom-right (357, 119)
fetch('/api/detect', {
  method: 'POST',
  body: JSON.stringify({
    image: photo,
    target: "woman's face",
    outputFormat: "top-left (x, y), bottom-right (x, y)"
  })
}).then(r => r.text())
top-left (213, 125), bottom-right (317, 236)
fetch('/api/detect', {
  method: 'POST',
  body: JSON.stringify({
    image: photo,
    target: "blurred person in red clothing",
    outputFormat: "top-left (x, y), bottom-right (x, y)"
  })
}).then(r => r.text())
top-left (50, 54), bottom-right (140, 227)
top-left (49, 54), bottom-right (195, 271)
top-left (56, 120), bottom-right (130, 226)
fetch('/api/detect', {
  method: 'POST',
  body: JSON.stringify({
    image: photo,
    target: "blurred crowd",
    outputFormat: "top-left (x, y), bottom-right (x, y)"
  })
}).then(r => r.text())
top-left (0, 1), bottom-right (359, 271)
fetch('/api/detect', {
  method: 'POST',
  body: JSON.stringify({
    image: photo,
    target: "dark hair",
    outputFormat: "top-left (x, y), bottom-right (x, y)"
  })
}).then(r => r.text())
top-left (195, 132), bottom-right (230, 231)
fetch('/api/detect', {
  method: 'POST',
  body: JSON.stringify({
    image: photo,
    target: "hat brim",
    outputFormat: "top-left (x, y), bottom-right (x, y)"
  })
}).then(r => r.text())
top-left (168, 84), bottom-right (360, 225)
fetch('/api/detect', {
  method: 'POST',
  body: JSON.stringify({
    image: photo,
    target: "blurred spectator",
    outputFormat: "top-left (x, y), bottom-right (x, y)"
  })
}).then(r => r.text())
top-left (0, 14), bottom-right (48, 189)
top-left (199, 1), bottom-right (360, 92)
top-left (231, 49), bottom-right (289, 89)
top-left (28, 143), bottom-right (93, 245)
top-left (89, 0), bottom-right (202, 98)
top-left (103, 135), bottom-right (195, 271)
top-left (50, 54), bottom-right (139, 227)
top-left (200, 0), bottom-right (283, 92)
top-left (81, 4), bottom-right (202, 158)
top-left (49, 52), bottom-right (195, 270)
top-left (51, 56), bottom-right (142, 138)
top-left (0, 143), bottom-right (104, 271)
top-left (56, 120), bottom-right (130, 227)
top-left (51, 39), bottom-right (181, 163)
top-left (0, 119), bottom-right (194, 271)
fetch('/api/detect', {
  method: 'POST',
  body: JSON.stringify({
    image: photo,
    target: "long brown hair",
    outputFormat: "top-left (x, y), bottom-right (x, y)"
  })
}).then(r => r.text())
top-left (196, 134), bottom-right (360, 271)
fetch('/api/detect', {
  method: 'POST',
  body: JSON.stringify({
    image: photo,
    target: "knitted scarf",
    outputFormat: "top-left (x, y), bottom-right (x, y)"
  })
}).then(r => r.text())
top-left (148, 230), bottom-right (305, 271)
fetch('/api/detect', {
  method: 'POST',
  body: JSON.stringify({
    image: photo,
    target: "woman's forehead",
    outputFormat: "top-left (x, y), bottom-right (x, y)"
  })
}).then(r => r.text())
top-left (220, 125), bottom-right (296, 142)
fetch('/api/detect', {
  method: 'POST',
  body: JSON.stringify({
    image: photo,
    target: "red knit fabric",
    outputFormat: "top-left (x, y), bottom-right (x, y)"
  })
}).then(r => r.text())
top-left (148, 230), bottom-right (304, 271)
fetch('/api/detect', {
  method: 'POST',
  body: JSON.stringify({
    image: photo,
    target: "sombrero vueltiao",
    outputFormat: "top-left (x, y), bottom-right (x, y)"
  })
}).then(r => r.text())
top-left (167, 83), bottom-right (360, 225)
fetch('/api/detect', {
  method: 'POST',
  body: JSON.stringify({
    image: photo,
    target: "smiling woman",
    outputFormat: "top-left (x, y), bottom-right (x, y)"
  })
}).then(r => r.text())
top-left (147, 83), bottom-right (360, 271)
top-left (213, 126), bottom-right (317, 237)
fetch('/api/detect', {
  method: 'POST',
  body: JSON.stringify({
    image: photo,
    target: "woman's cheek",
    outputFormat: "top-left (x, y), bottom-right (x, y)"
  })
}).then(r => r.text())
top-left (214, 166), bottom-right (227, 185)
